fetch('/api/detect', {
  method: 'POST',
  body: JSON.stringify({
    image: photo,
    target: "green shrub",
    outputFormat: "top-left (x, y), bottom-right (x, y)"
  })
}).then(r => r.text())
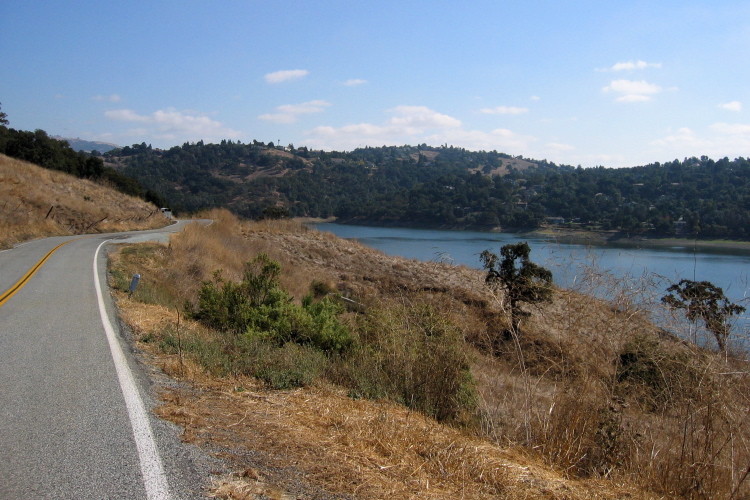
top-left (617, 335), bottom-right (664, 392)
top-left (254, 342), bottom-right (327, 389)
top-left (310, 280), bottom-right (334, 298)
top-left (156, 327), bottom-right (325, 389)
top-left (332, 301), bottom-right (477, 423)
top-left (616, 334), bottom-right (699, 411)
top-left (183, 256), bottom-right (477, 421)
top-left (191, 254), bottom-right (351, 353)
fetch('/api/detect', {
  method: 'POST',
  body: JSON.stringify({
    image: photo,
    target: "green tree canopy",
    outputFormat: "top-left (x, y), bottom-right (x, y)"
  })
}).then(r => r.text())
top-left (0, 102), bottom-right (8, 126)
top-left (662, 279), bottom-right (745, 352)
top-left (480, 242), bottom-right (553, 334)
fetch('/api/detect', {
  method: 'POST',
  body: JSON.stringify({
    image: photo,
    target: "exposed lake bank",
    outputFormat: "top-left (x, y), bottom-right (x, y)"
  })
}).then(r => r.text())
top-left (530, 227), bottom-right (750, 253)
top-left (295, 217), bottom-right (750, 254)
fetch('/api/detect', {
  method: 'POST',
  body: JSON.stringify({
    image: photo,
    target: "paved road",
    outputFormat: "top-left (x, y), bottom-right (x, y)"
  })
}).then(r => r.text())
top-left (0, 222), bottom-right (216, 499)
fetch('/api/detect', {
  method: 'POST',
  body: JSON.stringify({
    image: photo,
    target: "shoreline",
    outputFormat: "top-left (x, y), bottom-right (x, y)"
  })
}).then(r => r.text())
top-left (296, 217), bottom-right (750, 254)
top-left (530, 228), bottom-right (750, 253)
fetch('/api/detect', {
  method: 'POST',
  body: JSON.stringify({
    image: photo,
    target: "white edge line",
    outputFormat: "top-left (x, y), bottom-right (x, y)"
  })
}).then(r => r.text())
top-left (94, 240), bottom-right (172, 500)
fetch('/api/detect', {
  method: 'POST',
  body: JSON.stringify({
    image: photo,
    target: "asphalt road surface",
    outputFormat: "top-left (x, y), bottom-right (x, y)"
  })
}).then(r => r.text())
top-left (0, 221), bottom-right (217, 499)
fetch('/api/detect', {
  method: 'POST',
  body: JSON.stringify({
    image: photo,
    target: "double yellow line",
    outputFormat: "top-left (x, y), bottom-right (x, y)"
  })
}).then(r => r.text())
top-left (0, 238), bottom-right (82, 308)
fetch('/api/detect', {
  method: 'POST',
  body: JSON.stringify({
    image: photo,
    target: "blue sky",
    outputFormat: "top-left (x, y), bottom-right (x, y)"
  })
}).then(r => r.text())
top-left (1, 0), bottom-right (749, 167)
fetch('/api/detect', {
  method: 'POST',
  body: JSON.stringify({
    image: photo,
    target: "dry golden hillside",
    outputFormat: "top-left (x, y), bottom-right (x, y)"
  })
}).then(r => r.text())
top-left (0, 153), bottom-right (169, 249)
top-left (108, 210), bottom-right (750, 499)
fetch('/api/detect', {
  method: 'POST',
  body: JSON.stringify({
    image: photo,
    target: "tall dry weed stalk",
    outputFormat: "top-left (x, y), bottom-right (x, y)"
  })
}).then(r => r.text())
top-left (476, 247), bottom-right (750, 497)
top-left (112, 213), bottom-right (750, 497)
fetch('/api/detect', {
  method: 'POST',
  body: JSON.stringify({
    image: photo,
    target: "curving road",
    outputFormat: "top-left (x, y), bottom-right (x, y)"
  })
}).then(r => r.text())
top-left (0, 221), bottom-right (215, 499)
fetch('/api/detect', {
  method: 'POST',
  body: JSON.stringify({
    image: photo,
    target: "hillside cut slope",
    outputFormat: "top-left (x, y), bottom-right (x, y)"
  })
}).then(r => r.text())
top-left (0, 153), bottom-right (169, 249)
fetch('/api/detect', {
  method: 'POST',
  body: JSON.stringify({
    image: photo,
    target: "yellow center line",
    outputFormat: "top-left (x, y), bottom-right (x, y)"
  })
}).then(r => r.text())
top-left (0, 237), bottom-right (86, 308)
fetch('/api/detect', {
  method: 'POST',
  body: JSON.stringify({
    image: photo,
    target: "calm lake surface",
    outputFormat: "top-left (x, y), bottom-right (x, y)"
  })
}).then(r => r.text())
top-left (314, 223), bottom-right (750, 308)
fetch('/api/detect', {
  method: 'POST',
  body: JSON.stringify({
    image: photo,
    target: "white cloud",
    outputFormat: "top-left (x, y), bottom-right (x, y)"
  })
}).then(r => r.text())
top-left (104, 108), bottom-right (241, 142)
top-left (387, 105), bottom-right (462, 131)
top-left (544, 142), bottom-right (575, 152)
top-left (257, 113), bottom-right (296, 124)
top-left (343, 79), bottom-right (367, 86)
top-left (259, 100), bottom-right (331, 124)
top-left (603, 79), bottom-right (663, 102)
top-left (427, 128), bottom-right (535, 152)
top-left (278, 100), bottom-right (331, 114)
top-left (598, 60), bottom-right (662, 72)
top-left (264, 69), bottom-right (309, 84)
top-left (616, 94), bottom-right (652, 103)
top-left (123, 127), bottom-right (150, 137)
top-left (105, 109), bottom-right (149, 122)
top-left (651, 123), bottom-right (750, 159)
top-left (651, 127), bottom-right (699, 148)
top-left (479, 105), bottom-right (529, 115)
top-left (303, 105), bottom-right (535, 153)
top-left (710, 122), bottom-right (750, 136)
top-left (530, 96), bottom-right (540, 101)
top-left (719, 101), bottom-right (743, 112)
top-left (93, 94), bottom-right (121, 102)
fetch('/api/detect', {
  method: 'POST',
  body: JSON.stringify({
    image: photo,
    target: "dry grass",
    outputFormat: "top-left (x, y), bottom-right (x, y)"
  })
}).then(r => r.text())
top-left (0, 153), bottom-right (168, 248)
top-left (475, 260), bottom-right (750, 497)
top-left (113, 298), bottom-right (644, 499)
top-left (109, 209), bottom-right (750, 498)
top-left (158, 378), bottom-right (646, 499)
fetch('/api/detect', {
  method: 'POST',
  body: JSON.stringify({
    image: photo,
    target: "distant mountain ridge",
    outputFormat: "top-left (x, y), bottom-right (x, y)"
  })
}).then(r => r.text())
top-left (54, 136), bottom-right (120, 153)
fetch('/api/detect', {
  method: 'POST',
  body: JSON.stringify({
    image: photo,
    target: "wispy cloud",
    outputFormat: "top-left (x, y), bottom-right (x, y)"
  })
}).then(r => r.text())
top-left (258, 100), bottom-right (331, 124)
top-left (479, 105), bottom-right (529, 115)
top-left (651, 123), bottom-right (750, 159)
top-left (387, 105), bottom-right (462, 130)
top-left (92, 94), bottom-right (121, 102)
top-left (651, 127), bottom-right (701, 148)
top-left (719, 101), bottom-right (743, 112)
top-left (710, 122), bottom-right (750, 136)
top-left (544, 142), bottom-right (575, 152)
top-left (264, 69), bottom-right (309, 84)
top-left (304, 105), bottom-right (461, 150)
top-left (105, 109), bottom-right (148, 122)
top-left (598, 60), bottom-right (662, 72)
top-left (104, 108), bottom-right (241, 142)
top-left (303, 105), bottom-right (535, 153)
top-left (343, 79), bottom-right (367, 86)
top-left (603, 79), bottom-right (664, 102)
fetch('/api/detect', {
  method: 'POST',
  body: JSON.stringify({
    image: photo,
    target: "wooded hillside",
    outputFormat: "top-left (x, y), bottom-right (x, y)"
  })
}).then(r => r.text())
top-left (106, 141), bottom-right (750, 239)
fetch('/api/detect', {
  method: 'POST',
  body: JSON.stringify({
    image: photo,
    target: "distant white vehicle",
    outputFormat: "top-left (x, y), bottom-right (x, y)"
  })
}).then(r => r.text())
top-left (160, 208), bottom-right (173, 220)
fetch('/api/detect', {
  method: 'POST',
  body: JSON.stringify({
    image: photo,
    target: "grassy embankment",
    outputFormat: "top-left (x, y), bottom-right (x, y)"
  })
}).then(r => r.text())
top-left (110, 209), bottom-right (750, 499)
top-left (0, 153), bottom-right (168, 249)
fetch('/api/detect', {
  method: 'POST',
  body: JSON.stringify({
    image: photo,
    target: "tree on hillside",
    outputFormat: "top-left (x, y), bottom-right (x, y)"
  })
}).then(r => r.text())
top-left (480, 242), bottom-right (553, 335)
top-left (662, 279), bottom-right (745, 352)
top-left (0, 102), bottom-right (8, 126)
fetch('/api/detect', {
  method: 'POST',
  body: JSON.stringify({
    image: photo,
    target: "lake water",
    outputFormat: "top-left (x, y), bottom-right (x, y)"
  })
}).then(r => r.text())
top-left (314, 223), bottom-right (750, 312)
